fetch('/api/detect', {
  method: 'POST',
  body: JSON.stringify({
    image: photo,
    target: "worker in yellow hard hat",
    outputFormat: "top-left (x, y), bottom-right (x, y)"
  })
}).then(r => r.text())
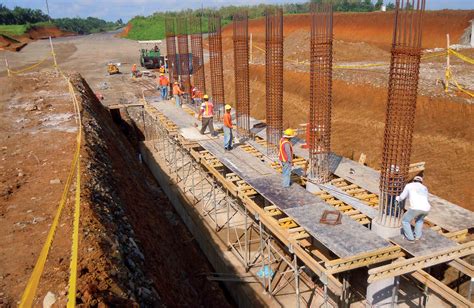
top-left (199, 94), bottom-right (216, 136)
top-left (279, 128), bottom-right (296, 187)
top-left (223, 104), bottom-right (233, 151)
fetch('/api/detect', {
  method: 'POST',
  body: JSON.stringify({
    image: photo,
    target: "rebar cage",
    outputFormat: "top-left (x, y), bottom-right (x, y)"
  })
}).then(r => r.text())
top-left (233, 12), bottom-right (251, 137)
top-left (177, 17), bottom-right (191, 96)
top-left (309, 3), bottom-right (333, 184)
top-left (265, 8), bottom-right (284, 157)
top-left (208, 14), bottom-right (226, 119)
top-left (165, 18), bottom-right (178, 82)
top-left (190, 16), bottom-right (206, 95)
top-left (378, 0), bottom-right (426, 227)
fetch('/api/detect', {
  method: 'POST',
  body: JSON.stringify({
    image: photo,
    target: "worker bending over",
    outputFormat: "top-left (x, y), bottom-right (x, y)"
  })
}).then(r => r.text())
top-left (396, 176), bottom-right (431, 241)
top-left (279, 129), bottom-right (296, 188)
top-left (173, 82), bottom-right (184, 107)
top-left (131, 64), bottom-right (139, 78)
top-left (199, 95), bottom-right (216, 136)
top-left (223, 104), bottom-right (233, 150)
top-left (157, 73), bottom-right (169, 100)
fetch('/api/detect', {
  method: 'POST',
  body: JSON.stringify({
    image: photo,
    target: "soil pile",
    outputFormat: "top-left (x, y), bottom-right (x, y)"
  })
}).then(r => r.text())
top-left (0, 26), bottom-right (74, 52)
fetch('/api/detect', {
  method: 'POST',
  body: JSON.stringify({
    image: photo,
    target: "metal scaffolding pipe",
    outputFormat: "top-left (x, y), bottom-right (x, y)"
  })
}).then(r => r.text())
top-left (208, 14), bottom-right (225, 119)
top-left (378, 0), bottom-right (426, 227)
top-left (165, 18), bottom-right (178, 82)
top-left (309, 3), bottom-right (333, 184)
top-left (190, 16), bottom-right (206, 95)
top-left (177, 17), bottom-right (191, 96)
top-left (265, 8), bottom-right (284, 157)
top-left (233, 12), bottom-right (251, 136)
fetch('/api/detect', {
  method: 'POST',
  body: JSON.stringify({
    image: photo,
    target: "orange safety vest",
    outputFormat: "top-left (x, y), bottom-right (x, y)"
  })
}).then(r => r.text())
top-left (279, 137), bottom-right (293, 162)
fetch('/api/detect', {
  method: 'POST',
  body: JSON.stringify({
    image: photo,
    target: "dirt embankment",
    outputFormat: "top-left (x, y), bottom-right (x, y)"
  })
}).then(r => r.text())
top-left (0, 26), bottom-right (74, 52)
top-left (0, 71), bottom-right (231, 306)
top-left (222, 10), bottom-right (474, 50)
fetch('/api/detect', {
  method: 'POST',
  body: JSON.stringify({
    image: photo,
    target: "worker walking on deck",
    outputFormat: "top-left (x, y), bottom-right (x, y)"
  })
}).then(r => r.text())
top-left (173, 82), bottom-right (184, 107)
top-left (223, 104), bottom-right (233, 150)
top-left (279, 128), bottom-right (296, 188)
top-left (158, 73), bottom-right (169, 100)
top-left (396, 176), bottom-right (431, 242)
top-left (199, 95), bottom-right (216, 136)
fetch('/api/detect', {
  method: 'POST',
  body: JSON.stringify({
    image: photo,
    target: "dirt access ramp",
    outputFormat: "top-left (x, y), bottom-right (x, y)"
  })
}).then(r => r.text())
top-left (0, 72), bottom-right (231, 306)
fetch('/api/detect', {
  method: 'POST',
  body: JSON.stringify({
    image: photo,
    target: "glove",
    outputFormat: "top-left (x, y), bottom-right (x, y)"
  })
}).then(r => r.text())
top-left (395, 196), bottom-right (400, 202)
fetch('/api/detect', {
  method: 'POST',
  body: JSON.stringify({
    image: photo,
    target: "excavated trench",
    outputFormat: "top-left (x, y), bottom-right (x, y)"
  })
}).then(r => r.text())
top-left (73, 74), bottom-right (233, 307)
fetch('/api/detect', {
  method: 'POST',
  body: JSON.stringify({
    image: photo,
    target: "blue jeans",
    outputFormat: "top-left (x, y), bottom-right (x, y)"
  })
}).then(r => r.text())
top-left (402, 209), bottom-right (429, 240)
top-left (281, 162), bottom-right (292, 187)
top-left (223, 126), bottom-right (232, 149)
top-left (161, 86), bottom-right (168, 100)
top-left (175, 95), bottom-right (181, 107)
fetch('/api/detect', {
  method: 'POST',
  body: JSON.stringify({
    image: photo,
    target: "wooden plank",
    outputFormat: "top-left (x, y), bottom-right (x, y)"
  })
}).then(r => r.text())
top-left (448, 258), bottom-right (474, 278)
top-left (368, 241), bottom-right (474, 283)
top-left (411, 269), bottom-right (474, 307)
top-left (390, 228), bottom-right (457, 257)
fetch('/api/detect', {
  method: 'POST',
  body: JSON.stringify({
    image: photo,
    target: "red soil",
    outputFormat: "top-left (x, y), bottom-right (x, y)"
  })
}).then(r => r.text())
top-left (222, 10), bottom-right (474, 49)
top-left (0, 26), bottom-right (74, 52)
top-left (119, 23), bottom-right (132, 38)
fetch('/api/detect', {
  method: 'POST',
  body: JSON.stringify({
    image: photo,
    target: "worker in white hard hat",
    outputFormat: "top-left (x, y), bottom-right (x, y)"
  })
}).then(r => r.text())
top-left (396, 176), bottom-right (431, 241)
top-left (223, 104), bottom-right (233, 151)
top-left (279, 128), bottom-right (297, 187)
top-left (199, 94), bottom-right (216, 136)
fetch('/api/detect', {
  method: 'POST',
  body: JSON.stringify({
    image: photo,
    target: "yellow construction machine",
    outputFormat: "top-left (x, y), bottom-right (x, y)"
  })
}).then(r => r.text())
top-left (107, 62), bottom-right (120, 75)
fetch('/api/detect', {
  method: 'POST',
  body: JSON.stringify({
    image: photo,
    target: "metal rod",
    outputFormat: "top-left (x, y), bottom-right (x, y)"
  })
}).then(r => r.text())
top-left (208, 14), bottom-right (225, 119)
top-left (190, 16), bottom-right (206, 94)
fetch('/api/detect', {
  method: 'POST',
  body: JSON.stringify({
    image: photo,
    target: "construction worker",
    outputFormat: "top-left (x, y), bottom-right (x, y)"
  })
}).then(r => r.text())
top-left (159, 65), bottom-right (165, 74)
top-left (157, 73), bottom-right (169, 100)
top-left (173, 82), bottom-right (184, 107)
top-left (279, 128), bottom-right (296, 188)
top-left (396, 176), bottom-right (431, 242)
top-left (223, 104), bottom-right (233, 150)
top-left (131, 64), bottom-right (139, 77)
top-left (199, 94), bottom-right (216, 136)
top-left (192, 86), bottom-right (203, 107)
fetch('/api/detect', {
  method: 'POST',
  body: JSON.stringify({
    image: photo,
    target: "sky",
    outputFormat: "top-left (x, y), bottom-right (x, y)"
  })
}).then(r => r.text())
top-left (2, 0), bottom-right (473, 22)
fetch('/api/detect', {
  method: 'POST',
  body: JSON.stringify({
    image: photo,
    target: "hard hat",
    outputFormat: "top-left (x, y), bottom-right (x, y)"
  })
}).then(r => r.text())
top-left (174, 81), bottom-right (179, 84)
top-left (283, 128), bottom-right (296, 138)
top-left (203, 94), bottom-right (209, 99)
top-left (225, 104), bottom-right (232, 110)
top-left (160, 73), bottom-right (164, 76)
top-left (414, 176), bottom-right (423, 182)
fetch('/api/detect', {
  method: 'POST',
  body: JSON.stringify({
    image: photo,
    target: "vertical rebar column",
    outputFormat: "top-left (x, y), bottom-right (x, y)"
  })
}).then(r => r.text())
top-left (233, 12), bottom-right (250, 136)
top-left (177, 17), bottom-right (191, 96)
top-left (165, 18), bottom-right (178, 82)
top-left (309, 3), bottom-right (333, 184)
top-left (378, 0), bottom-right (426, 227)
top-left (190, 16), bottom-right (206, 94)
top-left (208, 14), bottom-right (225, 119)
top-left (265, 8), bottom-right (284, 157)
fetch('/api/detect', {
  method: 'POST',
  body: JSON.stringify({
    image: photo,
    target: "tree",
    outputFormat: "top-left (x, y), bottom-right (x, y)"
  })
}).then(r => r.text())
top-left (375, 0), bottom-right (384, 10)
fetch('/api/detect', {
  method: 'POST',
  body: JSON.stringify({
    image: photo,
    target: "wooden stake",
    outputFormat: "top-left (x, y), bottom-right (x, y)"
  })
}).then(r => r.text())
top-left (49, 36), bottom-right (58, 74)
top-left (249, 32), bottom-right (253, 64)
top-left (445, 33), bottom-right (450, 93)
top-left (5, 57), bottom-right (10, 77)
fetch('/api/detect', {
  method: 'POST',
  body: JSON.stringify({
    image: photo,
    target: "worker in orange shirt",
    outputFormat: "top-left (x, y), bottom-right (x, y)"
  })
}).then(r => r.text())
top-left (223, 104), bottom-right (233, 150)
top-left (173, 82), bottom-right (184, 107)
top-left (279, 128), bottom-right (296, 187)
top-left (131, 64), bottom-right (139, 77)
top-left (157, 73), bottom-right (170, 100)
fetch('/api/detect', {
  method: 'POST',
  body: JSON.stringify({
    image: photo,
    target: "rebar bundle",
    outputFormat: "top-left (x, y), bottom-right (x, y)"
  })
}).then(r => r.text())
top-left (265, 8), bottom-right (284, 157)
top-left (177, 17), bottom-right (191, 95)
top-left (378, 0), bottom-right (426, 227)
top-left (165, 18), bottom-right (178, 82)
top-left (208, 14), bottom-right (225, 119)
top-left (190, 16), bottom-right (206, 95)
top-left (233, 12), bottom-right (250, 136)
top-left (309, 3), bottom-right (333, 184)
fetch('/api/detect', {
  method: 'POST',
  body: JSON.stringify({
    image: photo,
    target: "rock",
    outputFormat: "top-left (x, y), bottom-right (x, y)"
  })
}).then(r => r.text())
top-left (50, 178), bottom-right (61, 185)
top-left (43, 291), bottom-right (56, 308)
top-left (18, 172), bottom-right (24, 177)
top-left (24, 104), bottom-right (37, 112)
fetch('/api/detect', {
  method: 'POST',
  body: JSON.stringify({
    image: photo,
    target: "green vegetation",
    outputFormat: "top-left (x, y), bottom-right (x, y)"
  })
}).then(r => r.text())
top-left (126, 0), bottom-right (395, 40)
top-left (0, 4), bottom-right (123, 36)
top-left (54, 17), bottom-right (123, 35)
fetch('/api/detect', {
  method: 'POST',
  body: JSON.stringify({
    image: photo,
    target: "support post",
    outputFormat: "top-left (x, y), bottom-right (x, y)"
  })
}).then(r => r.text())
top-left (5, 57), bottom-right (10, 77)
top-left (445, 33), bottom-right (450, 93)
top-left (49, 36), bottom-right (58, 74)
top-left (250, 33), bottom-right (253, 64)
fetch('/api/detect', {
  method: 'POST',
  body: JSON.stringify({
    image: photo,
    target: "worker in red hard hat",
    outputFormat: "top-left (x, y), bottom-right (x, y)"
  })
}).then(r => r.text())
top-left (279, 128), bottom-right (297, 187)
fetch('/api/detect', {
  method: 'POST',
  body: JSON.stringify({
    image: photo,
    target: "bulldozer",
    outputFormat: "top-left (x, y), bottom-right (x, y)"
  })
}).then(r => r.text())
top-left (107, 62), bottom-right (120, 75)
